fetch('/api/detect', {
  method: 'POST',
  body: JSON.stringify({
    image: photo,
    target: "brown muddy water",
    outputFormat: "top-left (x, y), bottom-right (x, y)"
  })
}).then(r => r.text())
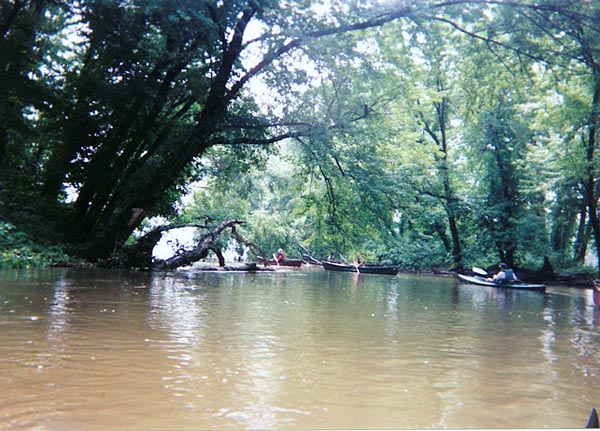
top-left (0, 267), bottom-right (599, 430)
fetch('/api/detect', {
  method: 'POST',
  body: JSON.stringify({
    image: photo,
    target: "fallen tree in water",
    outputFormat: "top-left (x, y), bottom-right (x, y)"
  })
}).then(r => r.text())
top-left (110, 219), bottom-right (268, 271)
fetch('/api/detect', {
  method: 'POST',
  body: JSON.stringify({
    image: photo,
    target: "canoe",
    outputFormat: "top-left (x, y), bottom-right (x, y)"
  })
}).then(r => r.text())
top-left (457, 274), bottom-right (545, 292)
top-left (593, 280), bottom-right (600, 306)
top-left (256, 257), bottom-right (304, 267)
top-left (322, 260), bottom-right (399, 275)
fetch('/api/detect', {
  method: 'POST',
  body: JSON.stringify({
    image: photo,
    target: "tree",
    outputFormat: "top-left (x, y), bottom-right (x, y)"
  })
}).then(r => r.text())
top-left (0, 0), bottom-right (70, 222)
top-left (0, 0), bottom-right (450, 261)
top-left (3, 0), bottom-right (600, 272)
top-left (384, 19), bottom-right (467, 269)
top-left (488, 1), bottom-right (600, 269)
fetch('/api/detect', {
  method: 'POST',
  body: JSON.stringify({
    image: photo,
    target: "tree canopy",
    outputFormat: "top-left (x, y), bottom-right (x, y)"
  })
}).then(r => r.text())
top-left (1, 0), bottom-right (600, 273)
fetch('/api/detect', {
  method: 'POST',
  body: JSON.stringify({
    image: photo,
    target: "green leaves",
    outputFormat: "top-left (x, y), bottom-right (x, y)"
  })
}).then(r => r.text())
top-left (2, 0), bottom-right (600, 271)
top-left (0, 223), bottom-right (70, 268)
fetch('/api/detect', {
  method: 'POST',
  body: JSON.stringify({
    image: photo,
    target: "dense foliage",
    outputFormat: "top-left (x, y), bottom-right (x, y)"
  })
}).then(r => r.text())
top-left (1, 0), bottom-right (600, 272)
top-left (0, 223), bottom-right (70, 268)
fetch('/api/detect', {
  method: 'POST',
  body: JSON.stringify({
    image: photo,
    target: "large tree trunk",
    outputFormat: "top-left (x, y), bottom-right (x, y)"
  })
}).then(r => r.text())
top-left (573, 201), bottom-right (590, 264)
top-left (419, 90), bottom-right (464, 270)
top-left (583, 74), bottom-right (600, 271)
top-left (67, 5), bottom-right (260, 261)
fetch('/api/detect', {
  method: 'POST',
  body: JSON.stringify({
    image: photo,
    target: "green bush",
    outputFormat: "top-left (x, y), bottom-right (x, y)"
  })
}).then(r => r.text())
top-left (0, 222), bottom-right (71, 268)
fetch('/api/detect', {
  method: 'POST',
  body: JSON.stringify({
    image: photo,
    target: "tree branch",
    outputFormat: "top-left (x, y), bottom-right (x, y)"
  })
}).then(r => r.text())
top-left (153, 219), bottom-right (246, 270)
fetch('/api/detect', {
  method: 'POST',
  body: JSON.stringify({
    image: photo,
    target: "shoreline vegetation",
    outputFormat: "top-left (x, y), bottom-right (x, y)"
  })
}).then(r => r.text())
top-left (3, 1), bottom-right (600, 286)
top-left (1, 227), bottom-right (594, 288)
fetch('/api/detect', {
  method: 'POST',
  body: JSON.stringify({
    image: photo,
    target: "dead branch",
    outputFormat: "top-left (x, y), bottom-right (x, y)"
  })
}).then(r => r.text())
top-left (153, 219), bottom-right (246, 271)
top-left (230, 225), bottom-right (270, 266)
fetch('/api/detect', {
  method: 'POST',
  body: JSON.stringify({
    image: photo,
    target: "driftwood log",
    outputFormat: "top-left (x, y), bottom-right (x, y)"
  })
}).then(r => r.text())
top-left (154, 219), bottom-right (255, 271)
top-left (114, 219), bottom-right (268, 271)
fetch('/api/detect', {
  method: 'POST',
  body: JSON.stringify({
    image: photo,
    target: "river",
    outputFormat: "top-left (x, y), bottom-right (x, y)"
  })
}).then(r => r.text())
top-left (0, 266), bottom-right (598, 429)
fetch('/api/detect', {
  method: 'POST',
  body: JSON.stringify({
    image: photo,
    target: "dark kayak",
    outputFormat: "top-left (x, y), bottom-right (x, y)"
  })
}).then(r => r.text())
top-left (322, 260), bottom-right (399, 275)
top-left (457, 274), bottom-right (545, 292)
top-left (257, 257), bottom-right (304, 267)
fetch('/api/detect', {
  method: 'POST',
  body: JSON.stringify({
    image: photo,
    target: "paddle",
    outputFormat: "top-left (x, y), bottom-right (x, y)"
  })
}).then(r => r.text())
top-left (272, 253), bottom-right (280, 266)
top-left (472, 267), bottom-right (488, 276)
top-left (353, 262), bottom-right (360, 273)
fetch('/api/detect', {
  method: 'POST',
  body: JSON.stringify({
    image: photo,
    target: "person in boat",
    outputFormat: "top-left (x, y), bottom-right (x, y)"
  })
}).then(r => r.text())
top-left (353, 256), bottom-right (364, 267)
top-left (489, 263), bottom-right (519, 283)
top-left (274, 248), bottom-right (286, 262)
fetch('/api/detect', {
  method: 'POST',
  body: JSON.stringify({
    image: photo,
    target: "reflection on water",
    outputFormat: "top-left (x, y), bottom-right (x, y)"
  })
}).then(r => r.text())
top-left (0, 268), bottom-right (599, 430)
